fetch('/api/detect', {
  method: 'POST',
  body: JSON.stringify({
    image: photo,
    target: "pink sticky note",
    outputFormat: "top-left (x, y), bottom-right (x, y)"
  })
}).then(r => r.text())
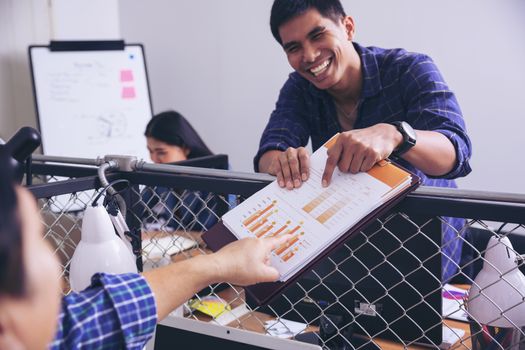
top-left (120, 69), bottom-right (134, 82)
top-left (121, 86), bottom-right (136, 99)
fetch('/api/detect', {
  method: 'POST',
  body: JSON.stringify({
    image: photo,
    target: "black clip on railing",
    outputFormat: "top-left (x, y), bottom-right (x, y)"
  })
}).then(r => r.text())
top-left (0, 127), bottom-right (41, 184)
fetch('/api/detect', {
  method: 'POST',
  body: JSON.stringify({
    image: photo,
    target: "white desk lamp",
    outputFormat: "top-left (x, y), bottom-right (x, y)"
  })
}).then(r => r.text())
top-left (467, 235), bottom-right (525, 349)
top-left (467, 235), bottom-right (525, 327)
top-left (69, 203), bottom-right (137, 292)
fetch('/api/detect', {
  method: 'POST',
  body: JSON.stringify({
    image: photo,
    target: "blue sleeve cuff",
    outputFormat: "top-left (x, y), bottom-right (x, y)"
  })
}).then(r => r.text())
top-left (429, 129), bottom-right (472, 179)
top-left (253, 142), bottom-right (289, 172)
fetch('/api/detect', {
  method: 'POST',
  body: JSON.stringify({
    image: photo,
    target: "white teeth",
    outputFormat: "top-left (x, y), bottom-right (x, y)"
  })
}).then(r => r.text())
top-left (310, 59), bottom-right (330, 76)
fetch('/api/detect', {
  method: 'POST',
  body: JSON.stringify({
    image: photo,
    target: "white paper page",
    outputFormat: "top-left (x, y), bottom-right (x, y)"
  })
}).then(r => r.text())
top-left (440, 326), bottom-right (466, 349)
top-left (442, 284), bottom-right (469, 322)
top-left (264, 319), bottom-right (308, 338)
top-left (223, 136), bottom-right (410, 281)
top-left (142, 235), bottom-right (197, 260)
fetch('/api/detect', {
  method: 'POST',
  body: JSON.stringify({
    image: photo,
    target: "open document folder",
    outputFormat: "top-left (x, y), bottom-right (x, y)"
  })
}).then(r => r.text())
top-left (203, 134), bottom-right (420, 305)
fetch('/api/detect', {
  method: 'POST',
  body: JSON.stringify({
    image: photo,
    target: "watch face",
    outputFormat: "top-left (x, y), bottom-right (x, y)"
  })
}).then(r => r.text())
top-left (401, 121), bottom-right (417, 142)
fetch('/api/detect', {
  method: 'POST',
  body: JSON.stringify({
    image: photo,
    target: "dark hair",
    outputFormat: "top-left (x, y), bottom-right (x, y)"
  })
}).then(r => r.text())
top-left (270, 0), bottom-right (346, 45)
top-left (144, 110), bottom-right (213, 159)
top-left (0, 153), bottom-right (26, 297)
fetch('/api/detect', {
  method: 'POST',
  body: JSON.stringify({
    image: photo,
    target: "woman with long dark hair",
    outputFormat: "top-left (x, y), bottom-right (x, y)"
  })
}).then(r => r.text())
top-left (144, 110), bottom-right (213, 163)
top-left (142, 111), bottom-right (221, 232)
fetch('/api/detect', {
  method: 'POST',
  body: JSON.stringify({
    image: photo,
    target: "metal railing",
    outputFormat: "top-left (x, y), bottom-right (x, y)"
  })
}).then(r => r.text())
top-left (28, 155), bottom-right (525, 349)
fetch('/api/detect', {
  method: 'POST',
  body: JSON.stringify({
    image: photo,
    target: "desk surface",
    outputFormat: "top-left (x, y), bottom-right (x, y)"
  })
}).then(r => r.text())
top-left (207, 287), bottom-right (472, 350)
top-left (160, 231), bottom-right (472, 349)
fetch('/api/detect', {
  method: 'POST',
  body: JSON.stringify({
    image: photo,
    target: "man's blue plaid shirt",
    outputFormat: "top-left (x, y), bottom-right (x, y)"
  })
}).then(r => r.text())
top-left (255, 42), bottom-right (472, 282)
top-left (49, 273), bottom-right (157, 349)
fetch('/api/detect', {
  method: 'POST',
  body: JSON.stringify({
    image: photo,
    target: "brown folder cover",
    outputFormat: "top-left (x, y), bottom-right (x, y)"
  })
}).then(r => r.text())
top-left (202, 171), bottom-right (420, 306)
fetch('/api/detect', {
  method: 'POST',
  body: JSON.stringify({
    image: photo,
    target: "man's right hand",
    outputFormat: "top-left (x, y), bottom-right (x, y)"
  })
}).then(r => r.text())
top-left (259, 148), bottom-right (310, 189)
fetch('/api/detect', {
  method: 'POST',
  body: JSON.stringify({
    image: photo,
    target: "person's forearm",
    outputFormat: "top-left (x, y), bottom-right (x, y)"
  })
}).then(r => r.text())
top-left (402, 130), bottom-right (456, 176)
top-left (142, 254), bottom-right (219, 320)
top-left (258, 150), bottom-right (282, 174)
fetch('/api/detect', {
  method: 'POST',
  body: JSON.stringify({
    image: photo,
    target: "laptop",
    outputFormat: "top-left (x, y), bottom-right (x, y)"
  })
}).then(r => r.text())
top-left (153, 314), bottom-right (321, 350)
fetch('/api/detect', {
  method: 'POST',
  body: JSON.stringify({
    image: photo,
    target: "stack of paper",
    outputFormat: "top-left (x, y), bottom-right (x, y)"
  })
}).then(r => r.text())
top-left (222, 134), bottom-right (413, 281)
top-left (264, 319), bottom-right (307, 338)
top-left (442, 284), bottom-right (469, 322)
top-left (440, 326), bottom-right (466, 349)
top-left (142, 234), bottom-right (197, 270)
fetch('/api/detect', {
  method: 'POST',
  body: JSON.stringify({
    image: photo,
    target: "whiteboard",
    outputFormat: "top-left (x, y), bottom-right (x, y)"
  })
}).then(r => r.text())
top-left (29, 44), bottom-right (152, 160)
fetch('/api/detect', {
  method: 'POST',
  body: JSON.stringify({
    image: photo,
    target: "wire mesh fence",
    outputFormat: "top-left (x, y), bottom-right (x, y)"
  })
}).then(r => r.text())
top-left (28, 158), bottom-right (525, 349)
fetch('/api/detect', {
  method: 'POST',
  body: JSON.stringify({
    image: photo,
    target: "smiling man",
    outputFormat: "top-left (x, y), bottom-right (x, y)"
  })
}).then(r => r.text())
top-left (254, 0), bottom-right (472, 282)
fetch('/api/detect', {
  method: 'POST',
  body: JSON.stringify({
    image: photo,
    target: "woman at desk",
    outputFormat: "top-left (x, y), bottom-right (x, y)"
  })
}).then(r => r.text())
top-left (142, 110), bottom-right (223, 232)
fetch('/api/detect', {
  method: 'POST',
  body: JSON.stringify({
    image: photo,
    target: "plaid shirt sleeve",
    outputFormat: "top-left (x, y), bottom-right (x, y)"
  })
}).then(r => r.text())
top-left (49, 273), bottom-right (157, 350)
top-left (400, 54), bottom-right (472, 179)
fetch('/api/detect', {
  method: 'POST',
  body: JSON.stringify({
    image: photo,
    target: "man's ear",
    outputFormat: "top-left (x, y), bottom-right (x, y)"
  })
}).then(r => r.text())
top-left (0, 308), bottom-right (24, 350)
top-left (343, 16), bottom-right (356, 41)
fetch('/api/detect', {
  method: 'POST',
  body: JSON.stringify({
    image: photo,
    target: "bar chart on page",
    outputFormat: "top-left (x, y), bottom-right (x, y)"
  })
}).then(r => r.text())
top-left (297, 171), bottom-right (380, 230)
top-left (218, 136), bottom-right (415, 283)
top-left (238, 196), bottom-right (313, 264)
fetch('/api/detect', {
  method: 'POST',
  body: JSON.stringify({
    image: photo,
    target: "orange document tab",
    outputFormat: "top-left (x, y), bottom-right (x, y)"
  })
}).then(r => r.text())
top-left (367, 161), bottom-right (410, 189)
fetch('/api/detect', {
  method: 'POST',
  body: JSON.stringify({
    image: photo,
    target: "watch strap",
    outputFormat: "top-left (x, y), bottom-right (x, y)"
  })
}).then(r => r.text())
top-left (391, 121), bottom-right (416, 157)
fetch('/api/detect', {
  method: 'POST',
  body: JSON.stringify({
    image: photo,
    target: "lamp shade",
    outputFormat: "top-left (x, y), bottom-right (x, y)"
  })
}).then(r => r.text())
top-left (69, 205), bottom-right (138, 292)
top-left (467, 236), bottom-right (525, 327)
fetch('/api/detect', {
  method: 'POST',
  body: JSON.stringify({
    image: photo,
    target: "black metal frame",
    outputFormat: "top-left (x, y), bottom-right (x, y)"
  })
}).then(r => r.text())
top-left (28, 163), bottom-right (525, 226)
top-left (399, 194), bottom-right (525, 224)
top-left (27, 161), bottom-right (525, 348)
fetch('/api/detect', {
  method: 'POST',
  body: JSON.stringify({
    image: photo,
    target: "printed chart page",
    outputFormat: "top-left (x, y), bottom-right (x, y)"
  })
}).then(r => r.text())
top-left (222, 135), bottom-right (412, 281)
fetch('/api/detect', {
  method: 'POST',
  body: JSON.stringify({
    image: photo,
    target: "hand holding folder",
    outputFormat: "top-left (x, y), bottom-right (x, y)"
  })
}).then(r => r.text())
top-left (203, 135), bottom-right (420, 306)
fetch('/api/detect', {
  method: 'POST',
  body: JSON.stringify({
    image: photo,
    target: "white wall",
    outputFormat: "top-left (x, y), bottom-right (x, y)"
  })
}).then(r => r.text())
top-left (119, 0), bottom-right (525, 194)
top-left (0, 0), bottom-right (51, 140)
top-left (2, 1), bottom-right (523, 194)
top-left (119, 0), bottom-right (291, 171)
top-left (50, 0), bottom-right (120, 40)
top-left (0, 0), bottom-right (120, 141)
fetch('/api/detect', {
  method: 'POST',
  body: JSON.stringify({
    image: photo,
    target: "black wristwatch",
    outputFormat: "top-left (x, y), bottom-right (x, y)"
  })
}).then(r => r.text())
top-left (391, 121), bottom-right (417, 158)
